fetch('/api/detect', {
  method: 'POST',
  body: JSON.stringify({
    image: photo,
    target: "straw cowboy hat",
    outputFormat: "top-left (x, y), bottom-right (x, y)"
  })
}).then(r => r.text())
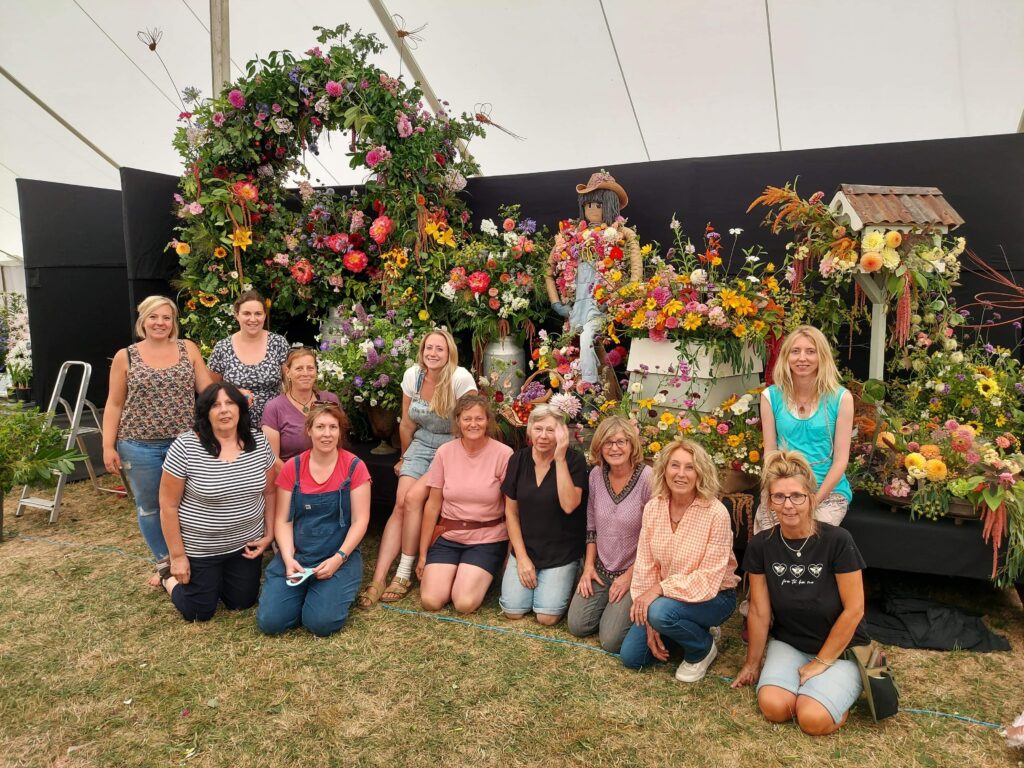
top-left (576, 170), bottom-right (628, 209)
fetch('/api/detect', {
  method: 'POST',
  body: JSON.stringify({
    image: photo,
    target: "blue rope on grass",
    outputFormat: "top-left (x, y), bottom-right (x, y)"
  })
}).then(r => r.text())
top-left (4, 532), bottom-right (1009, 731)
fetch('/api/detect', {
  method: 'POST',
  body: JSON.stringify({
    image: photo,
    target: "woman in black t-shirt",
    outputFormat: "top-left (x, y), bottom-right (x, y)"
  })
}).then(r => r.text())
top-left (499, 405), bottom-right (589, 625)
top-left (732, 450), bottom-right (869, 736)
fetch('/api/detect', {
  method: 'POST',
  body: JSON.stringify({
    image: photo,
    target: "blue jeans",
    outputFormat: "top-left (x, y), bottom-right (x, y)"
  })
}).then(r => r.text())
top-left (620, 589), bottom-right (736, 668)
top-left (499, 555), bottom-right (580, 617)
top-left (117, 438), bottom-right (173, 560)
top-left (257, 551), bottom-right (364, 637)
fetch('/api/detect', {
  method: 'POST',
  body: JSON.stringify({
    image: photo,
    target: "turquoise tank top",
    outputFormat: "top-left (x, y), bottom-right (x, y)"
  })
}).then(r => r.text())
top-left (767, 385), bottom-right (852, 501)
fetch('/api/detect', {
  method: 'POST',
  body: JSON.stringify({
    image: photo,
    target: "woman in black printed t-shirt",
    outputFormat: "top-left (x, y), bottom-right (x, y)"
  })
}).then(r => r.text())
top-left (158, 382), bottom-right (277, 622)
top-left (732, 450), bottom-right (870, 736)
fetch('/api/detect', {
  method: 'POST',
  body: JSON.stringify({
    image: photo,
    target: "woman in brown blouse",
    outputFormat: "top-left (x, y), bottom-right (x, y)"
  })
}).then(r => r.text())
top-left (102, 296), bottom-right (213, 586)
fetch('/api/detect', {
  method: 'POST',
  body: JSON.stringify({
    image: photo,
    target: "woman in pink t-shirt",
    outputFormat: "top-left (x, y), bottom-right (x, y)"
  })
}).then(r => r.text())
top-left (417, 393), bottom-right (512, 614)
top-left (256, 404), bottom-right (371, 637)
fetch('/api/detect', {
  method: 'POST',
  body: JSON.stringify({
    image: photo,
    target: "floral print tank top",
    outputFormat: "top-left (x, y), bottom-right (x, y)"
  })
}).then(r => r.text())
top-left (118, 341), bottom-right (196, 440)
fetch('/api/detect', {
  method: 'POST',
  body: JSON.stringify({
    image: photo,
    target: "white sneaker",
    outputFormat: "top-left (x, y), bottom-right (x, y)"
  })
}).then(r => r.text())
top-left (709, 625), bottom-right (721, 645)
top-left (675, 642), bottom-right (718, 683)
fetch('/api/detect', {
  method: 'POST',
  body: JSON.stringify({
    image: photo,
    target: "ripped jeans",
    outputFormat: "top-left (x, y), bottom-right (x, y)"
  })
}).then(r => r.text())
top-left (117, 438), bottom-right (173, 560)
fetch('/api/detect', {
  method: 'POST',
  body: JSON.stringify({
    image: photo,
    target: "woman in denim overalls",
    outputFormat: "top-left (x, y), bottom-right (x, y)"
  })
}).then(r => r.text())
top-left (257, 404), bottom-right (370, 637)
top-left (359, 329), bottom-right (477, 607)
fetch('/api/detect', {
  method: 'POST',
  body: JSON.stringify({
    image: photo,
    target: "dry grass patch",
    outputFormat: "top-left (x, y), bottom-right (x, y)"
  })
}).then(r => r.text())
top-left (1, 481), bottom-right (1022, 767)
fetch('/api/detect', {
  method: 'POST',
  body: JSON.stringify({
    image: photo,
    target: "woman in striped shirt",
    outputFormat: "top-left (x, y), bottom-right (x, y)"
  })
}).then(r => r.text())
top-left (620, 438), bottom-right (740, 682)
top-left (158, 382), bottom-right (277, 621)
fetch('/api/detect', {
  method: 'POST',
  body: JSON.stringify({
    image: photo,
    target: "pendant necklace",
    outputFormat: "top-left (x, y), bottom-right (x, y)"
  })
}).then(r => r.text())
top-left (781, 533), bottom-right (811, 558)
top-left (291, 392), bottom-right (316, 414)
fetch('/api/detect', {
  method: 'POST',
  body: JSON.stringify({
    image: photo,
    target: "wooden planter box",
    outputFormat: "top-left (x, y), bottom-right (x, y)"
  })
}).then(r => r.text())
top-left (626, 338), bottom-right (762, 412)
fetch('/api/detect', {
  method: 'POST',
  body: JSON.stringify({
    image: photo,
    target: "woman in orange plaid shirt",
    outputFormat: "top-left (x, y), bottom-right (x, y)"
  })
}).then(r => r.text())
top-left (620, 438), bottom-right (740, 682)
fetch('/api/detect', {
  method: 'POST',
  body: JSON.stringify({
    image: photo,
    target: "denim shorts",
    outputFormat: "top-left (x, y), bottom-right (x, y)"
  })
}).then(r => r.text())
top-left (426, 536), bottom-right (508, 579)
top-left (499, 555), bottom-right (580, 617)
top-left (757, 638), bottom-right (862, 723)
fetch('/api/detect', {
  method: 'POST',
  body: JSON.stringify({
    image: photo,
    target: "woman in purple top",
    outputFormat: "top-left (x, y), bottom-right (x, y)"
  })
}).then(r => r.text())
top-left (262, 348), bottom-right (340, 461)
top-left (567, 416), bottom-right (652, 652)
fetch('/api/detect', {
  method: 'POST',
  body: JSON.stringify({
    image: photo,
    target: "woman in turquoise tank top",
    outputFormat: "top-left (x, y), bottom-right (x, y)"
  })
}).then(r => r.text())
top-left (753, 326), bottom-right (853, 534)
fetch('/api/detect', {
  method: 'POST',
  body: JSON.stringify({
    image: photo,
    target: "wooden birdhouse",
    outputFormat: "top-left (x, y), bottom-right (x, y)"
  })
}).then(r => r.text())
top-left (826, 185), bottom-right (965, 381)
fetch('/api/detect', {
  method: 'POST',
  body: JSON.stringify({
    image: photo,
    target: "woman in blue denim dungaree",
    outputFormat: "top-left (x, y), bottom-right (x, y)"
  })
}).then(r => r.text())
top-left (257, 404), bottom-right (371, 637)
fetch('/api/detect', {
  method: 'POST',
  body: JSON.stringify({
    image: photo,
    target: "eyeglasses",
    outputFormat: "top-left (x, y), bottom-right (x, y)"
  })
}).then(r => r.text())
top-left (770, 493), bottom-right (808, 506)
top-left (604, 439), bottom-right (630, 449)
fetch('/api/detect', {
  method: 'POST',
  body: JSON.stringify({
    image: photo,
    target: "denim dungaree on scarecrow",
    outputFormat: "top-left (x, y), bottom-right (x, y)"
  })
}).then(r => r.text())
top-left (399, 368), bottom-right (455, 478)
top-left (569, 258), bottom-right (603, 384)
top-left (256, 455), bottom-right (364, 637)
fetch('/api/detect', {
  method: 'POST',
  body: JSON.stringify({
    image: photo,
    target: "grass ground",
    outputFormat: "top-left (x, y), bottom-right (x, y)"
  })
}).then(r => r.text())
top-left (1, 481), bottom-right (1022, 768)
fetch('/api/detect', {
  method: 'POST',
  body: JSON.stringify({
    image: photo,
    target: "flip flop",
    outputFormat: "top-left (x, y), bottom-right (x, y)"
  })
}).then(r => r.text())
top-left (286, 567), bottom-right (316, 587)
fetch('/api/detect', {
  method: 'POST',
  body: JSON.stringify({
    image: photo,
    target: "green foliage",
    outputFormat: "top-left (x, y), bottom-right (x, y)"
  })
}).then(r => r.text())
top-left (0, 407), bottom-right (85, 497)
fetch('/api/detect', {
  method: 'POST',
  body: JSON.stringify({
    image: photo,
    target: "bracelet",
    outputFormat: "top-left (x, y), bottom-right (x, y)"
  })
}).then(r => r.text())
top-left (813, 656), bottom-right (834, 667)
top-left (336, 549), bottom-right (348, 562)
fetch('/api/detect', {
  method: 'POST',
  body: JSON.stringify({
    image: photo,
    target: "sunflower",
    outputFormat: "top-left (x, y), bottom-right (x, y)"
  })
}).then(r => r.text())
top-left (976, 377), bottom-right (999, 398)
top-left (395, 252), bottom-right (409, 269)
top-left (213, 246), bottom-right (228, 259)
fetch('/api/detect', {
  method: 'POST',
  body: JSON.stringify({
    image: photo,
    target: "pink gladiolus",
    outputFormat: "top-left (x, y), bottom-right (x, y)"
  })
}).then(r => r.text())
top-left (716, 423), bottom-right (730, 435)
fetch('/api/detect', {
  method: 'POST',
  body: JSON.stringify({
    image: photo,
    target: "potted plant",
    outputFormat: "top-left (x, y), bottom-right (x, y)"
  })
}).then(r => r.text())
top-left (0, 407), bottom-right (85, 541)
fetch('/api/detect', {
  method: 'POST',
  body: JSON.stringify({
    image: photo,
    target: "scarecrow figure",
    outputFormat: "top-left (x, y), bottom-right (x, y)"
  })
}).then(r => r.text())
top-left (545, 171), bottom-right (642, 384)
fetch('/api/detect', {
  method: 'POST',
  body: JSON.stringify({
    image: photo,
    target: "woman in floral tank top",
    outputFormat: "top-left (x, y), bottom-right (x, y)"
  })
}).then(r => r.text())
top-left (102, 296), bottom-right (213, 586)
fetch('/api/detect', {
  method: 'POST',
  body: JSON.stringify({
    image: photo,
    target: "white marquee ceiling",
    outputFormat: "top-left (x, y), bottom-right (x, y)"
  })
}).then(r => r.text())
top-left (1, 0), bottom-right (1022, 263)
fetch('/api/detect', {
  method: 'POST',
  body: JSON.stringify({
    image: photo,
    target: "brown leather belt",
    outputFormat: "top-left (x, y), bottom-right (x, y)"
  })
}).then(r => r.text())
top-left (430, 515), bottom-right (504, 546)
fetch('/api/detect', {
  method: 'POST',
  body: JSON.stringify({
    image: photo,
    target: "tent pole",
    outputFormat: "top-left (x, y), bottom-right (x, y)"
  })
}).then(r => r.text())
top-left (210, 0), bottom-right (230, 97)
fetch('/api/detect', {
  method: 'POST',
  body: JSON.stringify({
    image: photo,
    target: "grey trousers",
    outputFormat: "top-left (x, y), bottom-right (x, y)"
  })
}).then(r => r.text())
top-left (566, 577), bottom-right (634, 654)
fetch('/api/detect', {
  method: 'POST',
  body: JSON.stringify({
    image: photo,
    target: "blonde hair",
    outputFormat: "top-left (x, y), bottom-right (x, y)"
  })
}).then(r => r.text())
top-left (282, 347), bottom-right (321, 397)
top-left (772, 325), bottom-right (841, 405)
top-left (417, 328), bottom-right (460, 419)
top-left (760, 450), bottom-right (819, 534)
top-left (589, 415), bottom-right (642, 468)
top-left (526, 403), bottom-right (565, 429)
top-left (652, 438), bottom-right (720, 501)
top-left (134, 296), bottom-right (179, 340)
top-left (451, 392), bottom-right (497, 438)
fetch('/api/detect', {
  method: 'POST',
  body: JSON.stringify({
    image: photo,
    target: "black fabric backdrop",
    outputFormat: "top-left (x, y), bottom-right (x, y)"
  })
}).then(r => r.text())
top-left (17, 179), bottom-right (131, 405)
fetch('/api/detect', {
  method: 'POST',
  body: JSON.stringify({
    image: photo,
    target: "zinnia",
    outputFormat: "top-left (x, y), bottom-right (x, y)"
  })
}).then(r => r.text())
top-left (904, 452), bottom-right (927, 471)
top-left (175, 242), bottom-right (191, 256)
top-left (290, 259), bottom-right (314, 285)
top-left (213, 246), bottom-right (228, 259)
top-left (924, 459), bottom-right (947, 482)
top-left (343, 250), bottom-right (368, 273)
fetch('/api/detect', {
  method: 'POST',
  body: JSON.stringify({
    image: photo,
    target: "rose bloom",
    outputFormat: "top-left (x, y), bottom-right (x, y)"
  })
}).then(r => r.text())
top-left (343, 250), bottom-right (368, 272)
top-left (227, 89), bottom-right (245, 108)
top-left (503, 218), bottom-right (516, 231)
top-left (324, 233), bottom-right (350, 253)
top-left (466, 271), bottom-right (490, 295)
top-left (488, 298), bottom-right (501, 310)
top-left (290, 259), bottom-right (314, 285)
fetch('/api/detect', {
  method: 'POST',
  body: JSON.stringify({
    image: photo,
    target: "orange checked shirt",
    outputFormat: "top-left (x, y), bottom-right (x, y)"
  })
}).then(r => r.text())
top-left (630, 494), bottom-right (740, 603)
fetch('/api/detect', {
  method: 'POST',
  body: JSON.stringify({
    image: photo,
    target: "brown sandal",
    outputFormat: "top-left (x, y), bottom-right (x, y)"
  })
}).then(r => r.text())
top-left (380, 576), bottom-right (412, 603)
top-left (356, 579), bottom-right (386, 609)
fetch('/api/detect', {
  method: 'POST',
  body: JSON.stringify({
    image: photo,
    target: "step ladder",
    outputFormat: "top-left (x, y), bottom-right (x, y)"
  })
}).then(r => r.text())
top-left (15, 361), bottom-right (128, 524)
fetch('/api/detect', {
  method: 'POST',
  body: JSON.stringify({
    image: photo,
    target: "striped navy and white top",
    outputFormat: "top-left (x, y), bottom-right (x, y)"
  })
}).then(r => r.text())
top-left (163, 431), bottom-right (276, 558)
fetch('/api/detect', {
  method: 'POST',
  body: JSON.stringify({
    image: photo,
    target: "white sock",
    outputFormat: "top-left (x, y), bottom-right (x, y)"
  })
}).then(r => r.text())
top-left (395, 553), bottom-right (416, 581)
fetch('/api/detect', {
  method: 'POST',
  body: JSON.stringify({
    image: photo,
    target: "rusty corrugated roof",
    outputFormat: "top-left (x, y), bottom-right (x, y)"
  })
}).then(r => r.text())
top-left (838, 184), bottom-right (965, 227)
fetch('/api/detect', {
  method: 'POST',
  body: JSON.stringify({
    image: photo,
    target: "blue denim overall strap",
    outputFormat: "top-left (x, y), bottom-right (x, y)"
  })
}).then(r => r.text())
top-left (287, 454), bottom-right (362, 567)
top-left (408, 368), bottom-right (453, 450)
